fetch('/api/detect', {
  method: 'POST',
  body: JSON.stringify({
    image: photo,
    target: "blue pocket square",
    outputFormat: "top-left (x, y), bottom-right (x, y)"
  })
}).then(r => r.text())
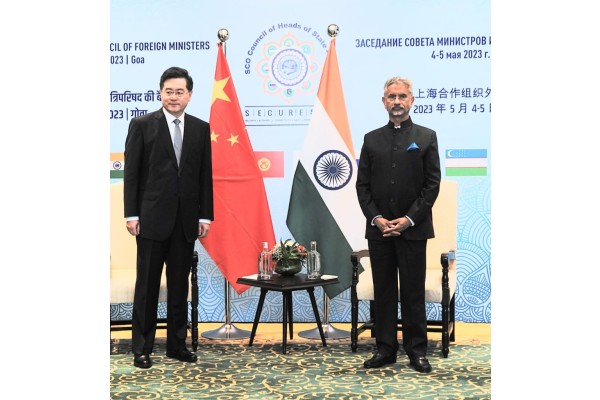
top-left (406, 142), bottom-right (420, 152)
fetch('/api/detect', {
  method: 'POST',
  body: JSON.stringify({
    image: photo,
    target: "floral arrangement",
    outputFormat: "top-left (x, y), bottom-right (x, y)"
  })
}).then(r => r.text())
top-left (270, 239), bottom-right (307, 264)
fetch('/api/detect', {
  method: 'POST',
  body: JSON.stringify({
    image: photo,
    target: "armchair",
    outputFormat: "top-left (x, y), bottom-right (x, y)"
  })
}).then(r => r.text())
top-left (110, 182), bottom-right (199, 350)
top-left (350, 179), bottom-right (458, 357)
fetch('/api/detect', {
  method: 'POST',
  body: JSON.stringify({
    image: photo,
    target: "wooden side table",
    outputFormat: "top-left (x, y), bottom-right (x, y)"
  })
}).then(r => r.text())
top-left (236, 273), bottom-right (339, 354)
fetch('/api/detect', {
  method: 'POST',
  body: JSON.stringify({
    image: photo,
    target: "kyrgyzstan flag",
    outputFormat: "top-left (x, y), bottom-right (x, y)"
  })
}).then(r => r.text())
top-left (201, 42), bottom-right (276, 294)
top-left (286, 38), bottom-right (367, 299)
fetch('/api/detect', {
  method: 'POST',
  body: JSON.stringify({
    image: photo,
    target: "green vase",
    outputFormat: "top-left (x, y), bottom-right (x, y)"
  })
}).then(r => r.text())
top-left (274, 259), bottom-right (303, 276)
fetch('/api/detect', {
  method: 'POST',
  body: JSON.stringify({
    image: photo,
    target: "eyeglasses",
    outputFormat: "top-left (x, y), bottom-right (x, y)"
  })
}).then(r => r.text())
top-left (163, 90), bottom-right (189, 98)
top-left (386, 94), bottom-right (409, 101)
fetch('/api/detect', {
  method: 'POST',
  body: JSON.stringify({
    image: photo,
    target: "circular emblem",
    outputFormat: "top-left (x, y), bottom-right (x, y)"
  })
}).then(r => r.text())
top-left (257, 157), bottom-right (271, 172)
top-left (313, 150), bottom-right (353, 190)
top-left (112, 161), bottom-right (123, 170)
top-left (255, 33), bottom-right (321, 102)
top-left (271, 48), bottom-right (308, 87)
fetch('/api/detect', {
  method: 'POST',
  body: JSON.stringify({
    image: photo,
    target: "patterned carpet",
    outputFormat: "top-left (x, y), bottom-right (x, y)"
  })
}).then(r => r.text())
top-left (110, 334), bottom-right (490, 400)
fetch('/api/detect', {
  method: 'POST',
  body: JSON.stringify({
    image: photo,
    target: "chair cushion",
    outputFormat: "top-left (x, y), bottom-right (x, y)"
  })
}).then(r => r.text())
top-left (110, 263), bottom-right (193, 304)
top-left (355, 256), bottom-right (456, 303)
top-left (110, 267), bottom-right (169, 304)
top-left (111, 182), bottom-right (191, 305)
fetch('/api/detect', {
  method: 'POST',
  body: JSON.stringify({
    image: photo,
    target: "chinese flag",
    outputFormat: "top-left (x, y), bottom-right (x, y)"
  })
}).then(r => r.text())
top-left (201, 43), bottom-right (276, 294)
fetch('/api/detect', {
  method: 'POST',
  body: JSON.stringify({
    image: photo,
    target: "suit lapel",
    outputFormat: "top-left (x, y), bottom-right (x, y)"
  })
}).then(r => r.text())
top-left (155, 109), bottom-right (179, 168)
top-left (179, 115), bottom-right (195, 169)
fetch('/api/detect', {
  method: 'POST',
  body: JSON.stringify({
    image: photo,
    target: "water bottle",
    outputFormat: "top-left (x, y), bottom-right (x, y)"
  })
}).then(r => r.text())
top-left (307, 241), bottom-right (321, 279)
top-left (258, 242), bottom-right (272, 280)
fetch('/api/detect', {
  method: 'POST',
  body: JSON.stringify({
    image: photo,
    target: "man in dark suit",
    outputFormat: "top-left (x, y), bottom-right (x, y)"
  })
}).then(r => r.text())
top-left (124, 66), bottom-right (214, 369)
top-left (356, 76), bottom-right (441, 373)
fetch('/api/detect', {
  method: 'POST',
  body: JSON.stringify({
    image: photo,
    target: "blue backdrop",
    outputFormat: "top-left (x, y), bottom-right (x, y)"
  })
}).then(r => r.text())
top-left (110, 0), bottom-right (491, 324)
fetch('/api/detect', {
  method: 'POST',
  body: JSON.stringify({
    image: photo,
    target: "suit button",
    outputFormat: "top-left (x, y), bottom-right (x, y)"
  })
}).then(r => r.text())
top-left (391, 163), bottom-right (396, 168)
top-left (390, 179), bottom-right (395, 184)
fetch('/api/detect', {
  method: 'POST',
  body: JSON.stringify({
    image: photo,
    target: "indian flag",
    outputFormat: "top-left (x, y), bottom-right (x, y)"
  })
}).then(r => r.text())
top-left (445, 149), bottom-right (487, 176)
top-left (110, 152), bottom-right (125, 179)
top-left (286, 38), bottom-right (367, 299)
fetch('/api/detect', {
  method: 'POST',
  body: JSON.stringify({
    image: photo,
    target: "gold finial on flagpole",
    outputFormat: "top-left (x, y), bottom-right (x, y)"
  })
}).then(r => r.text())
top-left (217, 28), bottom-right (230, 43)
top-left (327, 24), bottom-right (339, 38)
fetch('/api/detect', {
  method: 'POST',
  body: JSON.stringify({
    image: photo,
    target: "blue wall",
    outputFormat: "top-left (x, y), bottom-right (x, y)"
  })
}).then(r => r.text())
top-left (110, 0), bottom-right (491, 324)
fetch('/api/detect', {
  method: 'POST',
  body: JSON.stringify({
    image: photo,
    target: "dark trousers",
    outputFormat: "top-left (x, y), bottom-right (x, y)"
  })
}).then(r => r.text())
top-left (131, 209), bottom-right (194, 354)
top-left (368, 237), bottom-right (428, 358)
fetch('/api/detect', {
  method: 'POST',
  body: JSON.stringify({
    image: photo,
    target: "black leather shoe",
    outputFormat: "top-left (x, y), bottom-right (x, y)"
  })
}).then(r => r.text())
top-left (133, 354), bottom-right (152, 369)
top-left (364, 353), bottom-right (397, 368)
top-left (166, 348), bottom-right (197, 363)
top-left (409, 356), bottom-right (432, 373)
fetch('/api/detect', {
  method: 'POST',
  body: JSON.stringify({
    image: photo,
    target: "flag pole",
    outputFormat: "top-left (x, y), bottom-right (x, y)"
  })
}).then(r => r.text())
top-left (201, 28), bottom-right (251, 340)
top-left (298, 289), bottom-right (350, 339)
top-left (298, 24), bottom-right (350, 340)
top-left (201, 276), bottom-right (250, 339)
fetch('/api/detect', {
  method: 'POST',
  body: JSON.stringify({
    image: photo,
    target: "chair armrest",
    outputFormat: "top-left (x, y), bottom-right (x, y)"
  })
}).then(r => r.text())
top-left (440, 250), bottom-right (455, 305)
top-left (440, 250), bottom-right (455, 268)
top-left (351, 250), bottom-right (370, 265)
top-left (351, 250), bottom-right (370, 285)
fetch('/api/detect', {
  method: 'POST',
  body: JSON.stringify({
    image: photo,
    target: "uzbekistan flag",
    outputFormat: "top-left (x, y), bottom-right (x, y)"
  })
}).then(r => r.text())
top-left (201, 42), bottom-right (276, 294)
top-left (286, 38), bottom-right (367, 299)
top-left (110, 152), bottom-right (125, 179)
top-left (445, 149), bottom-right (488, 176)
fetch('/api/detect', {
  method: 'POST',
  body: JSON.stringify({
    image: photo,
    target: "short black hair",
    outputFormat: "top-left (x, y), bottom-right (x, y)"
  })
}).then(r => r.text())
top-left (159, 67), bottom-right (193, 91)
